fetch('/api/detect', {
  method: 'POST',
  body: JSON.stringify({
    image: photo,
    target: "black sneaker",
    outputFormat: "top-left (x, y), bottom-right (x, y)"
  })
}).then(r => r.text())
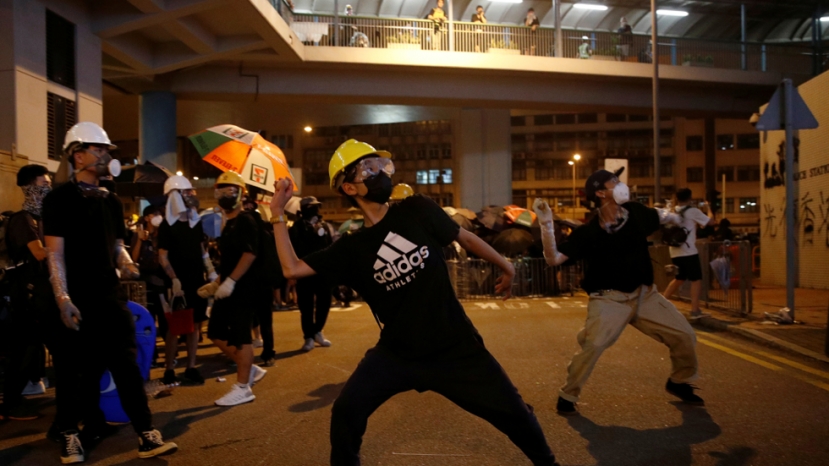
top-left (182, 367), bottom-right (205, 385)
top-left (60, 430), bottom-right (85, 464)
top-left (556, 396), bottom-right (578, 415)
top-left (138, 429), bottom-right (178, 458)
top-left (666, 379), bottom-right (704, 405)
top-left (162, 369), bottom-right (179, 385)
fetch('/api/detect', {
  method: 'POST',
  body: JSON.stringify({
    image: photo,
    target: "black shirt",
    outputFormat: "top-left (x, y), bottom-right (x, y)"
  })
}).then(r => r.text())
top-left (289, 218), bottom-right (333, 259)
top-left (7, 211), bottom-right (42, 265)
top-left (304, 195), bottom-right (478, 359)
top-left (158, 219), bottom-right (206, 289)
top-left (42, 181), bottom-right (125, 300)
top-left (218, 212), bottom-right (262, 292)
top-left (558, 202), bottom-right (660, 293)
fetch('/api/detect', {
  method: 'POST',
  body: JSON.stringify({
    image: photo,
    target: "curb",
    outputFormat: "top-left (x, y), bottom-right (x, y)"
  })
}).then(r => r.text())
top-left (692, 316), bottom-right (829, 364)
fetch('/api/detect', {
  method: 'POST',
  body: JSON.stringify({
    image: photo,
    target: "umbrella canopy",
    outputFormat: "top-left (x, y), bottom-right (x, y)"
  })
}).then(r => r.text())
top-left (504, 205), bottom-right (537, 228)
top-left (476, 205), bottom-right (506, 232)
top-left (443, 207), bottom-right (475, 231)
top-left (455, 208), bottom-right (477, 220)
top-left (491, 228), bottom-right (534, 256)
top-left (189, 124), bottom-right (296, 192)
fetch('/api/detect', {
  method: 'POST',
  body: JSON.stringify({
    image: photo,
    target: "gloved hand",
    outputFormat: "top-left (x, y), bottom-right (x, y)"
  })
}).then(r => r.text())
top-left (197, 281), bottom-right (220, 298)
top-left (214, 278), bottom-right (236, 300)
top-left (207, 271), bottom-right (218, 282)
top-left (532, 198), bottom-right (554, 225)
top-left (59, 300), bottom-right (82, 331)
top-left (172, 278), bottom-right (183, 297)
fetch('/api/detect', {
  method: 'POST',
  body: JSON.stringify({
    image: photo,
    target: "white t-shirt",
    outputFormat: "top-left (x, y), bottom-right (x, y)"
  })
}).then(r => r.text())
top-left (669, 205), bottom-right (711, 258)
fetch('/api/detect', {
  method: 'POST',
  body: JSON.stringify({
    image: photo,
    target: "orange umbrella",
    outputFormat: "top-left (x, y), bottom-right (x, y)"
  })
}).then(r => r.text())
top-left (189, 124), bottom-right (296, 192)
top-left (504, 205), bottom-right (537, 227)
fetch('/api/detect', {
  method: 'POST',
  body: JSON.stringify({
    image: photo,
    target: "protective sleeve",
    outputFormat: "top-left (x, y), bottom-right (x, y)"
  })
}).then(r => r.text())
top-left (539, 221), bottom-right (565, 266)
top-left (115, 239), bottom-right (140, 279)
top-left (46, 249), bottom-right (71, 306)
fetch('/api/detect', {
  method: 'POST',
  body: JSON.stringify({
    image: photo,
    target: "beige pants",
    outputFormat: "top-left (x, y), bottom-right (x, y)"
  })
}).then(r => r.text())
top-left (559, 284), bottom-right (699, 402)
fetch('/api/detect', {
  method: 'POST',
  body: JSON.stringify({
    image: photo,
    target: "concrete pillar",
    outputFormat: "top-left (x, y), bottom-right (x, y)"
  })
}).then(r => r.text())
top-left (457, 109), bottom-right (511, 210)
top-left (139, 91), bottom-right (177, 171)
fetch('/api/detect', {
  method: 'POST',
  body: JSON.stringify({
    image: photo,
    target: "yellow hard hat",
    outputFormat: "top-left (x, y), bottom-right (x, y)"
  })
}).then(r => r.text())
top-left (390, 183), bottom-right (414, 201)
top-left (329, 139), bottom-right (391, 190)
top-left (215, 171), bottom-right (246, 190)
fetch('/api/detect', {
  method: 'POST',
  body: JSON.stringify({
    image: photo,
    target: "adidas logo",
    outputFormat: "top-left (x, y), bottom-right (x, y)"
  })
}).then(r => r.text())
top-left (373, 232), bottom-right (430, 289)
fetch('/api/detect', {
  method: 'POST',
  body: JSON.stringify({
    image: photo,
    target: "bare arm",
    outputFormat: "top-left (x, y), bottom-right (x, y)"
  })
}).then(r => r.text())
top-left (158, 249), bottom-right (177, 279)
top-left (456, 229), bottom-right (514, 299)
top-left (27, 239), bottom-right (47, 262)
top-left (269, 178), bottom-right (317, 280)
top-left (228, 252), bottom-right (257, 282)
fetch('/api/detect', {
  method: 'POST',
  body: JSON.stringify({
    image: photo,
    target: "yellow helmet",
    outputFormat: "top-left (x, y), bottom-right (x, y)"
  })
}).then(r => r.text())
top-left (329, 139), bottom-right (392, 190)
top-left (390, 183), bottom-right (414, 201)
top-left (214, 171), bottom-right (246, 190)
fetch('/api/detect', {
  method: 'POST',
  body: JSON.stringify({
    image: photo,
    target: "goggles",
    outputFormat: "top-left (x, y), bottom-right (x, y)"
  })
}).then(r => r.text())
top-left (346, 157), bottom-right (395, 184)
top-left (214, 185), bottom-right (240, 199)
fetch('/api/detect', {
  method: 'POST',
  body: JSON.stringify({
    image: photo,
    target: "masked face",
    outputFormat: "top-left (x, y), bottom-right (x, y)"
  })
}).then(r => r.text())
top-left (76, 146), bottom-right (121, 178)
top-left (22, 184), bottom-right (52, 215)
top-left (182, 189), bottom-right (199, 209)
top-left (150, 215), bottom-right (163, 228)
top-left (612, 182), bottom-right (630, 205)
top-left (215, 185), bottom-right (241, 211)
top-left (360, 171), bottom-right (393, 204)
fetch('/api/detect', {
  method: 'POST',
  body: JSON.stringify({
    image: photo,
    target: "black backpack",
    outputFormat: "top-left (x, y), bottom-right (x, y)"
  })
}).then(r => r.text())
top-left (661, 206), bottom-right (691, 248)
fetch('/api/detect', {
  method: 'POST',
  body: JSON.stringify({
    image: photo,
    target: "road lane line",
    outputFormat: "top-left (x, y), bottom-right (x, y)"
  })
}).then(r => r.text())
top-left (700, 332), bottom-right (829, 380)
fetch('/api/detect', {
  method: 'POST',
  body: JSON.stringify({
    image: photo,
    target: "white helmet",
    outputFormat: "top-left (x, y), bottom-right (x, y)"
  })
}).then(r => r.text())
top-left (164, 175), bottom-right (193, 195)
top-left (63, 122), bottom-right (117, 154)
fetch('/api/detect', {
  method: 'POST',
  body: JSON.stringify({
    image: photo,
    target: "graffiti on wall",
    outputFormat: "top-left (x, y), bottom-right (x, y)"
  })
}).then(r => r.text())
top-left (763, 192), bottom-right (829, 248)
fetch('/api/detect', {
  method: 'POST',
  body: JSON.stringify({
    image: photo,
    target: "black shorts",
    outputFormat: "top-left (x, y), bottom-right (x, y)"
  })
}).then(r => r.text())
top-left (207, 287), bottom-right (271, 347)
top-left (672, 254), bottom-right (703, 282)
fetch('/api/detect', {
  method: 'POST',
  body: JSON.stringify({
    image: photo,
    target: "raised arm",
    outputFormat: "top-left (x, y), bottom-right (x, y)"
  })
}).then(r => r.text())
top-left (532, 199), bottom-right (570, 266)
top-left (269, 178), bottom-right (317, 280)
top-left (456, 228), bottom-right (515, 299)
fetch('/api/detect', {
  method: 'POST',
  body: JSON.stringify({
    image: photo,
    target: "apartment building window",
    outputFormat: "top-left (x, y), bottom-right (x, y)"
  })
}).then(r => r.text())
top-left (737, 133), bottom-right (760, 149)
top-left (716, 134), bottom-right (735, 150)
top-left (556, 132), bottom-right (576, 151)
top-left (628, 130), bottom-right (651, 149)
top-left (534, 114), bottom-right (553, 126)
top-left (607, 130), bottom-right (626, 150)
top-left (686, 135), bottom-right (703, 151)
top-left (441, 143), bottom-right (452, 159)
top-left (686, 167), bottom-right (704, 182)
top-left (629, 114), bottom-right (649, 122)
top-left (511, 116), bottom-right (526, 126)
top-left (534, 132), bottom-right (554, 151)
top-left (629, 158), bottom-right (652, 178)
top-left (513, 191), bottom-right (528, 208)
top-left (556, 114), bottom-right (576, 125)
top-left (416, 169), bottom-right (452, 185)
top-left (577, 113), bottom-right (598, 124)
top-left (535, 160), bottom-right (555, 180)
top-left (47, 11), bottom-right (76, 89)
top-left (660, 157), bottom-right (674, 177)
top-left (606, 113), bottom-right (626, 123)
top-left (716, 166), bottom-right (734, 182)
top-left (739, 197), bottom-right (759, 213)
top-left (724, 198), bottom-right (735, 214)
top-left (47, 93), bottom-right (77, 161)
top-left (737, 165), bottom-right (761, 182)
top-left (578, 132), bottom-right (598, 150)
top-left (513, 160), bottom-right (527, 181)
top-left (511, 134), bottom-right (527, 152)
top-left (660, 128), bottom-right (673, 148)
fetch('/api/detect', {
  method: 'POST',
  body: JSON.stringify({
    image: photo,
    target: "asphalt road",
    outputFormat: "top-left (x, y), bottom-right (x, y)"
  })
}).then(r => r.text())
top-left (2, 296), bottom-right (829, 465)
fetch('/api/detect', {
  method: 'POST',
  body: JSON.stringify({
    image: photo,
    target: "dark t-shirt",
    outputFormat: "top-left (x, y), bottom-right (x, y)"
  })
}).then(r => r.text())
top-left (304, 195), bottom-right (478, 359)
top-left (218, 212), bottom-right (263, 292)
top-left (158, 219), bottom-right (206, 289)
top-left (7, 211), bottom-right (42, 265)
top-left (289, 219), bottom-right (333, 259)
top-left (42, 181), bottom-right (125, 300)
top-left (558, 201), bottom-right (660, 293)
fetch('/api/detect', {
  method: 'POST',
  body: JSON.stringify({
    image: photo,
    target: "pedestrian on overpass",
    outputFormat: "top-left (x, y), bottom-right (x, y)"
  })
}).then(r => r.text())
top-left (269, 139), bottom-right (560, 466)
top-left (533, 169), bottom-right (704, 415)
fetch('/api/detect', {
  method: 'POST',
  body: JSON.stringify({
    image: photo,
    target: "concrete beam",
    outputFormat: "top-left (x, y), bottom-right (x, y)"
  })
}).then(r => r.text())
top-left (154, 36), bottom-right (269, 74)
top-left (94, 0), bottom-right (226, 38)
top-left (101, 35), bottom-right (155, 73)
top-left (162, 16), bottom-right (217, 54)
top-left (233, 0), bottom-right (303, 61)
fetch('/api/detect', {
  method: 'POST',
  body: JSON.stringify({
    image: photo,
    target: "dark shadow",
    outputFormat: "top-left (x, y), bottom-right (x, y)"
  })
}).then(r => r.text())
top-left (0, 441), bottom-right (38, 465)
top-left (151, 405), bottom-right (224, 440)
top-left (109, 457), bottom-right (169, 466)
top-left (708, 446), bottom-right (758, 466)
top-left (567, 402), bottom-right (724, 466)
top-left (274, 349), bottom-right (305, 361)
top-left (289, 382), bottom-right (346, 413)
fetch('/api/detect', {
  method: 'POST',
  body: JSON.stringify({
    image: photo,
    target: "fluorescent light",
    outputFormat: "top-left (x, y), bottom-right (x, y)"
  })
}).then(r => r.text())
top-left (821, 16), bottom-right (829, 22)
top-left (657, 9), bottom-right (689, 17)
top-left (573, 3), bottom-right (608, 11)
top-left (488, 0), bottom-right (523, 3)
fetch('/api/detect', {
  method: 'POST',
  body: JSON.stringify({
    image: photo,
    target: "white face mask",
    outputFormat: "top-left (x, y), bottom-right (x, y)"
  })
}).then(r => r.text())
top-left (612, 182), bottom-right (630, 205)
top-left (150, 215), bottom-right (163, 227)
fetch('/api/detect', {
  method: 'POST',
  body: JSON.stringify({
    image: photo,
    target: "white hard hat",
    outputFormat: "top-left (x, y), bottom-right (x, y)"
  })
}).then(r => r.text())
top-left (63, 122), bottom-right (117, 154)
top-left (164, 175), bottom-right (193, 195)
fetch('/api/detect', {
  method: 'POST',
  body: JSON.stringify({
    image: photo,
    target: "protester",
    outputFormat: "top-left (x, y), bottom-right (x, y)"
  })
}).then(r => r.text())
top-left (533, 169), bottom-right (703, 416)
top-left (388, 183), bottom-right (414, 205)
top-left (662, 188), bottom-right (715, 319)
top-left (43, 122), bottom-right (177, 462)
top-left (713, 218), bottom-right (736, 241)
top-left (157, 175), bottom-right (214, 385)
top-left (132, 205), bottom-right (167, 367)
top-left (198, 172), bottom-right (268, 406)
top-left (269, 139), bottom-right (560, 466)
top-left (289, 196), bottom-right (334, 352)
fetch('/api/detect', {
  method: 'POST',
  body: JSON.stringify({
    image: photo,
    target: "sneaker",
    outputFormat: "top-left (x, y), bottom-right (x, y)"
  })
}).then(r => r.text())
top-left (261, 357), bottom-right (275, 367)
top-left (556, 396), bottom-right (578, 416)
top-left (162, 369), bottom-right (179, 385)
top-left (137, 429), bottom-right (178, 458)
top-left (314, 332), bottom-right (332, 347)
top-left (215, 383), bottom-right (255, 406)
top-left (252, 338), bottom-right (264, 349)
top-left (689, 311), bottom-right (711, 320)
top-left (22, 380), bottom-right (46, 396)
top-left (60, 430), bottom-right (85, 464)
top-left (248, 365), bottom-right (267, 386)
top-left (666, 379), bottom-right (704, 405)
top-left (302, 338), bottom-right (315, 352)
top-left (182, 367), bottom-right (205, 385)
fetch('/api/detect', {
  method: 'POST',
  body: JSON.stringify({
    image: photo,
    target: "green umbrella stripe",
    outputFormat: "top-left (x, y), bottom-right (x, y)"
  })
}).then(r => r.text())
top-left (189, 131), bottom-right (236, 158)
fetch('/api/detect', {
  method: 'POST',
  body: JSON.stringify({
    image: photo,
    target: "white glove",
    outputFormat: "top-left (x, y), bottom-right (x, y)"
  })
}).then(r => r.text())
top-left (197, 281), bottom-right (219, 298)
top-left (214, 278), bottom-right (236, 300)
top-left (532, 198), bottom-right (554, 225)
top-left (171, 278), bottom-right (183, 297)
top-left (59, 300), bottom-right (82, 331)
top-left (207, 271), bottom-right (218, 282)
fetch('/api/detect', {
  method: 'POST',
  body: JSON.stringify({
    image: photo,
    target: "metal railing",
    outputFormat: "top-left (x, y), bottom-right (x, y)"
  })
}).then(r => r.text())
top-left (280, 10), bottom-right (818, 75)
top-left (447, 258), bottom-right (582, 299)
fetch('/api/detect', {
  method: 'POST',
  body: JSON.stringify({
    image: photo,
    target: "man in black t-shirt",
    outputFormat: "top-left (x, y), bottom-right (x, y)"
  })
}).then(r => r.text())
top-left (533, 169), bottom-right (703, 416)
top-left (269, 139), bottom-right (559, 466)
top-left (43, 122), bottom-right (177, 462)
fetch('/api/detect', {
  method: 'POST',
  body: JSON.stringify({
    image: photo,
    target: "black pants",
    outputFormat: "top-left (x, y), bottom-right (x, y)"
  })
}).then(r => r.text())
top-left (255, 288), bottom-right (275, 360)
top-left (297, 276), bottom-right (331, 340)
top-left (330, 345), bottom-right (557, 466)
top-left (75, 296), bottom-right (153, 434)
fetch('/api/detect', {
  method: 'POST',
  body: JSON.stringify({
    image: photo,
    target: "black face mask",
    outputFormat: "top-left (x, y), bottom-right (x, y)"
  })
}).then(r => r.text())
top-left (302, 207), bottom-right (320, 220)
top-left (218, 196), bottom-right (238, 211)
top-left (361, 172), bottom-right (393, 204)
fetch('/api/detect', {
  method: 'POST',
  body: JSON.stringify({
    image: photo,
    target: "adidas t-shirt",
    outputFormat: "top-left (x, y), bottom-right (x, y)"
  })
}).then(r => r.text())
top-left (303, 195), bottom-right (479, 359)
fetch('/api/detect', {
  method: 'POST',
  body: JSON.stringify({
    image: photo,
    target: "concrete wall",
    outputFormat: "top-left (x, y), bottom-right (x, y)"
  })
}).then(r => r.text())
top-left (760, 70), bottom-right (829, 289)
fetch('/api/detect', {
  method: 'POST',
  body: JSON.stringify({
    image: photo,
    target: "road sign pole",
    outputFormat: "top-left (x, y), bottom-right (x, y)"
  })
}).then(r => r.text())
top-left (784, 79), bottom-right (796, 321)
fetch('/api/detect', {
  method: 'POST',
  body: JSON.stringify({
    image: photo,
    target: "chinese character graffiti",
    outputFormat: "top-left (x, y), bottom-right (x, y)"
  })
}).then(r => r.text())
top-left (818, 192), bottom-right (829, 248)
top-left (763, 203), bottom-right (778, 238)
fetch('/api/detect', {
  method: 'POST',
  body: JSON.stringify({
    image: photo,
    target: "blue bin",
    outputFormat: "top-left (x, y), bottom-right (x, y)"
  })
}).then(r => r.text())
top-left (99, 301), bottom-right (157, 423)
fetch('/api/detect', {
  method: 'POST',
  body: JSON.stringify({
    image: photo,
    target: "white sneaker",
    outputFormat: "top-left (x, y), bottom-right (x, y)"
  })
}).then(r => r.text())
top-left (248, 365), bottom-right (267, 386)
top-left (314, 332), bottom-right (332, 347)
top-left (22, 380), bottom-right (46, 396)
top-left (214, 383), bottom-right (255, 406)
top-left (252, 338), bottom-right (264, 349)
top-left (302, 338), bottom-right (315, 352)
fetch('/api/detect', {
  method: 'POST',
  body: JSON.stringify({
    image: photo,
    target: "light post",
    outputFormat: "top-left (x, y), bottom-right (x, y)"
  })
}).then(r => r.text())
top-left (569, 154), bottom-right (581, 219)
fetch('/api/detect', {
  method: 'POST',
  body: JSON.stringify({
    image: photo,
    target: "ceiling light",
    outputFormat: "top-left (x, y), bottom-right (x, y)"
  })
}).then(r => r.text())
top-left (304, 126), bottom-right (312, 132)
top-left (656, 9), bottom-right (689, 17)
top-left (821, 16), bottom-right (829, 22)
top-left (193, 176), bottom-right (199, 180)
top-left (488, 0), bottom-right (523, 3)
top-left (573, 3), bottom-right (608, 11)
top-left (176, 171), bottom-right (183, 176)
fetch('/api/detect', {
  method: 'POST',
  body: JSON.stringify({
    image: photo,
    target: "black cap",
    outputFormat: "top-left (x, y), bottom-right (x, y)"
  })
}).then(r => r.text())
top-left (300, 196), bottom-right (322, 211)
top-left (585, 167), bottom-right (625, 202)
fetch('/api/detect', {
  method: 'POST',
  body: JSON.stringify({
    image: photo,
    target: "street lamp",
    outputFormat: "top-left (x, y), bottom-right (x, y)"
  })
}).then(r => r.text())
top-left (570, 154), bottom-right (581, 218)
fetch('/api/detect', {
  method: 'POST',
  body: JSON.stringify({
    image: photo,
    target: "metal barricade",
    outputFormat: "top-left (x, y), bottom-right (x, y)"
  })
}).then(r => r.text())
top-left (121, 280), bottom-right (147, 308)
top-left (447, 257), bottom-right (581, 299)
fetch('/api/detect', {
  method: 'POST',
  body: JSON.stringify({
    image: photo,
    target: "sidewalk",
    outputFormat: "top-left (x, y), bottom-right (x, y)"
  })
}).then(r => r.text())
top-left (669, 283), bottom-right (829, 364)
